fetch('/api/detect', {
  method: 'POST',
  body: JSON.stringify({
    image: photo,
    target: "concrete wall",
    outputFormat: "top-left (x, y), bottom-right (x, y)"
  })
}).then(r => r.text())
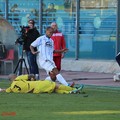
top-left (37, 58), bottom-right (119, 74)
top-left (61, 59), bottom-right (120, 74)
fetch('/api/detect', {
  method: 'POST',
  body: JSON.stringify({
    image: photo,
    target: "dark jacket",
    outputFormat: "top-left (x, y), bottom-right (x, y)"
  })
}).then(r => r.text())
top-left (23, 27), bottom-right (40, 51)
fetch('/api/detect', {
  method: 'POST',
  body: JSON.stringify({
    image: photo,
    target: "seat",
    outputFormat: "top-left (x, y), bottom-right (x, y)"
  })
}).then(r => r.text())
top-left (0, 49), bottom-right (14, 74)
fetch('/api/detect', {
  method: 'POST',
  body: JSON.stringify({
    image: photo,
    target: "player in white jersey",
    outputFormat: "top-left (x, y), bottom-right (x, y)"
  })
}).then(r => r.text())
top-left (30, 27), bottom-right (74, 86)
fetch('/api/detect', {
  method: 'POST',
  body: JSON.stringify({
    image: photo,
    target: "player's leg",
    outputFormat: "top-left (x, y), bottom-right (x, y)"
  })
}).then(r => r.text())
top-left (70, 84), bottom-right (84, 94)
top-left (116, 52), bottom-right (120, 67)
top-left (53, 56), bottom-right (61, 71)
top-left (55, 84), bottom-right (76, 94)
top-left (113, 73), bottom-right (120, 81)
top-left (41, 60), bottom-right (72, 86)
top-left (41, 60), bottom-right (69, 86)
top-left (52, 68), bottom-right (69, 86)
top-left (114, 53), bottom-right (120, 81)
top-left (55, 84), bottom-right (84, 94)
top-left (51, 68), bottom-right (75, 87)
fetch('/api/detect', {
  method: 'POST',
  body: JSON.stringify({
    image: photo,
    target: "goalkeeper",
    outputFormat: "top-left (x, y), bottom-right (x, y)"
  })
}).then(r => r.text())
top-left (0, 79), bottom-right (84, 94)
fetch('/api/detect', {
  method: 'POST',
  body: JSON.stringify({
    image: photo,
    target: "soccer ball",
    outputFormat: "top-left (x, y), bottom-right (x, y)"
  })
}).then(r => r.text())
top-left (113, 73), bottom-right (120, 82)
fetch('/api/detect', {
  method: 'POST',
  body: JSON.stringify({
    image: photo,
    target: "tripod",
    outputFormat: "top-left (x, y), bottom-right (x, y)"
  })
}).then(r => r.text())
top-left (14, 45), bottom-right (29, 75)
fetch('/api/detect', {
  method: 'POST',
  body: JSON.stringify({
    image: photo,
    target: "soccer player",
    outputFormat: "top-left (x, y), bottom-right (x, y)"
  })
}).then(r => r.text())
top-left (30, 27), bottom-right (74, 87)
top-left (51, 22), bottom-right (66, 71)
top-left (0, 80), bottom-right (84, 94)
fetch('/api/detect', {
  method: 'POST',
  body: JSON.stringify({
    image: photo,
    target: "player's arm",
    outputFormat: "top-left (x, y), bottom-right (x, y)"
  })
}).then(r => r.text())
top-left (30, 37), bottom-right (40, 55)
top-left (5, 87), bottom-right (12, 93)
top-left (61, 35), bottom-right (67, 58)
top-left (30, 45), bottom-right (39, 55)
top-left (53, 48), bottom-right (68, 53)
top-left (61, 35), bottom-right (66, 49)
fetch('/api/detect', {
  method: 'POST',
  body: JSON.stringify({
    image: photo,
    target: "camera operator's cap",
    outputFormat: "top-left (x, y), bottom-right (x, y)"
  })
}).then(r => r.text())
top-left (28, 19), bottom-right (35, 25)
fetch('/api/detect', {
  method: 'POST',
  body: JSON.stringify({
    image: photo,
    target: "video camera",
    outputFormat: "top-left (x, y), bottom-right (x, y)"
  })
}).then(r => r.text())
top-left (20, 26), bottom-right (30, 35)
top-left (15, 26), bottom-right (30, 45)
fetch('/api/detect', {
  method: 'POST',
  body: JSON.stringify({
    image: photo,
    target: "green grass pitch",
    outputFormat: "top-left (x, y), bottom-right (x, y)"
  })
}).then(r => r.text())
top-left (0, 80), bottom-right (120, 120)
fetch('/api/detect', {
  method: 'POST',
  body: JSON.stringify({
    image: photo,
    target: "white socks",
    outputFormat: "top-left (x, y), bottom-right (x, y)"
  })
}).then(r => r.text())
top-left (56, 74), bottom-right (68, 86)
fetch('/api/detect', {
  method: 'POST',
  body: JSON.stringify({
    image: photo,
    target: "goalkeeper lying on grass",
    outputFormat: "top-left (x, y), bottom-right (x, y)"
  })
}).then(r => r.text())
top-left (0, 74), bottom-right (84, 94)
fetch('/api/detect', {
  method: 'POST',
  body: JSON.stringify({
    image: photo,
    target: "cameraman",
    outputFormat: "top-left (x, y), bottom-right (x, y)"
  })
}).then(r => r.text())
top-left (23, 19), bottom-right (40, 79)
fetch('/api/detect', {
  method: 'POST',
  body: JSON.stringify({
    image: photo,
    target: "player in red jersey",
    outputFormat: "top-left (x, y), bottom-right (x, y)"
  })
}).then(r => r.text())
top-left (51, 22), bottom-right (66, 71)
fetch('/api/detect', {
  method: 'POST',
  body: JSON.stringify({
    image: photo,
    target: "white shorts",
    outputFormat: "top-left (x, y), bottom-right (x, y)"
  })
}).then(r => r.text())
top-left (40, 60), bottom-right (56, 74)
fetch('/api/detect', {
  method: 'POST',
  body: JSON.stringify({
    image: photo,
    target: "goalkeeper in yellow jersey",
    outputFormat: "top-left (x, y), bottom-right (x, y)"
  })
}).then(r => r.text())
top-left (0, 80), bottom-right (84, 94)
